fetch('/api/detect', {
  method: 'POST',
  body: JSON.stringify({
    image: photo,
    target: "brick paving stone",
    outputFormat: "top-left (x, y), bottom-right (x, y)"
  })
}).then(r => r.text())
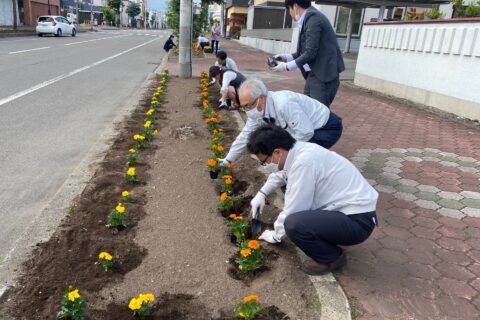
top-left (461, 198), bottom-right (480, 209)
top-left (461, 207), bottom-right (480, 218)
top-left (463, 217), bottom-right (480, 228)
top-left (391, 198), bottom-right (417, 210)
top-left (417, 185), bottom-right (441, 193)
top-left (434, 248), bottom-right (474, 266)
top-left (437, 184), bottom-right (463, 193)
top-left (434, 262), bottom-right (476, 281)
top-left (437, 208), bottom-right (466, 219)
top-left (437, 226), bottom-right (467, 240)
top-left (465, 227), bottom-right (480, 238)
top-left (437, 191), bottom-right (465, 201)
top-left (415, 191), bottom-right (441, 202)
top-left (438, 237), bottom-right (472, 252)
top-left (437, 294), bottom-right (479, 318)
top-left (437, 278), bottom-right (478, 300)
top-left (412, 216), bottom-right (441, 229)
top-left (467, 263), bottom-right (480, 277)
top-left (415, 199), bottom-right (441, 210)
top-left (411, 226), bottom-right (442, 240)
top-left (436, 198), bottom-right (466, 210)
top-left (438, 216), bottom-right (467, 229)
top-left (404, 262), bottom-right (441, 280)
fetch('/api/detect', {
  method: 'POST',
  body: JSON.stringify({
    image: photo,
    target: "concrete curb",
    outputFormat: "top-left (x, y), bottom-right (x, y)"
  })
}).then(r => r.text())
top-left (0, 61), bottom-right (163, 303)
top-left (230, 111), bottom-right (352, 320)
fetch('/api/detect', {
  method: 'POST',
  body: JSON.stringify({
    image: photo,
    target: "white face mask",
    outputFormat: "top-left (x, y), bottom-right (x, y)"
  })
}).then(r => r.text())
top-left (264, 152), bottom-right (280, 173)
top-left (246, 99), bottom-right (262, 120)
top-left (293, 5), bottom-right (300, 22)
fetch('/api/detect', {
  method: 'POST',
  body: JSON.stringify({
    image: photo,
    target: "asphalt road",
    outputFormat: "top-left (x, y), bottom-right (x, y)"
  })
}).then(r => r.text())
top-left (0, 30), bottom-right (168, 269)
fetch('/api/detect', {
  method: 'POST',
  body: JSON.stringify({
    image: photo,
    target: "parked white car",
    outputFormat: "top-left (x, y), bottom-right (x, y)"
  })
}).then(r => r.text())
top-left (36, 16), bottom-right (76, 37)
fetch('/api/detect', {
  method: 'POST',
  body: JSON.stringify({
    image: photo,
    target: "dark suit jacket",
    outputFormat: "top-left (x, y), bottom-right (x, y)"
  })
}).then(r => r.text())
top-left (292, 6), bottom-right (345, 82)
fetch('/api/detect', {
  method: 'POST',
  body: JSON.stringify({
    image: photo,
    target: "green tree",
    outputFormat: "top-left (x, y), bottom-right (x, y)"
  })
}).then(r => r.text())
top-left (127, 2), bottom-right (141, 25)
top-left (102, 6), bottom-right (116, 25)
top-left (452, 0), bottom-right (480, 17)
top-left (108, 0), bottom-right (121, 13)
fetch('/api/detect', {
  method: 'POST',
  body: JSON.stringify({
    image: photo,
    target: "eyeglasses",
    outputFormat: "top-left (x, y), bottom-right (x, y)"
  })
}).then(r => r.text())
top-left (240, 98), bottom-right (258, 111)
top-left (258, 154), bottom-right (271, 166)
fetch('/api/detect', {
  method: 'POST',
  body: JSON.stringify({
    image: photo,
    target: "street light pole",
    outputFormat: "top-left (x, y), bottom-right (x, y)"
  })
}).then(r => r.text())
top-left (48, 0), bottom-right (51, 15)
top-left (90, 0), bottom-right (93, 30)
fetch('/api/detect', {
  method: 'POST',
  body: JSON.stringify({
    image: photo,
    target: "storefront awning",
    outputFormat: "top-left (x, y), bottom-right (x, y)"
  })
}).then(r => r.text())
top-left (314, 0), bottom-right (450, 8)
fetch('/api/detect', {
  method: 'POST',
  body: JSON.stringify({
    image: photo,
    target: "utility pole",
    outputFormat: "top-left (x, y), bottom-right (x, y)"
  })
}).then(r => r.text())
top-left (90, 0), bottom-right (93, 30)
top-left (48, 0), bottom-right (51, 15)
top-left (12, 0), bottom-right (18, 30)
top-left (179, 0), bottom-right (192, 78)
top-left (75, 0), bottom-right (79, 25)
top-left (344, 8), bottom-right (353, 53)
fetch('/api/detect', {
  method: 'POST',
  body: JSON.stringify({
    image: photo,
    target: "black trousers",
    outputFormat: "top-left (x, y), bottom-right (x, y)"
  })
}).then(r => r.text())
top-left (285, 209), bottom-right (376, 263)
top-left (308, 112), bottom-right (343, 149)
top-left (304, 74), bottom-right (340, 108)
top-left (211, 40), bottom-right (219, 53)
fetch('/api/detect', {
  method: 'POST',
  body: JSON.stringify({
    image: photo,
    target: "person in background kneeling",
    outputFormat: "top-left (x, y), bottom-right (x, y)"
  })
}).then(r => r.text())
top-left (247, 125), bottom-right (378, 275)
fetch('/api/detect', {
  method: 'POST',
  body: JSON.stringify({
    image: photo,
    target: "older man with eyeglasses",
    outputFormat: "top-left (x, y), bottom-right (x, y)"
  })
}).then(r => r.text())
top-left (217, 78), bottom-right (343, 168)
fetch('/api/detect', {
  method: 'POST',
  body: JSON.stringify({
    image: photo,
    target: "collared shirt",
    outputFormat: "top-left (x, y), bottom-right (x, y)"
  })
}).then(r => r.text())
top-left (197, 36), bottom-right (209, 46)
top-left (225, 91), bottom-right (330, 162)
top-left (286, 10), bottom-right (311, 72)
top-left (214, 57), bottom-right (239, 71)
top-left (220, 70), bottom-right (237, 93)
top-left (262, 142), bottom-right (378, 240)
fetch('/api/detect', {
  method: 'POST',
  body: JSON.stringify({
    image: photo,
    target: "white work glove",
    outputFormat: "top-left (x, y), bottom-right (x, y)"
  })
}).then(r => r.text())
top-left (259, 229), bottom-right (281, 243)
top-left (271, 62), bottom-right (288, 72)
top-left (208, 79), bottom-right (216, 86)
top-left (218, 158), bottom-right (230, 167)
top-left (250, 192), bottom-right (266, 218)
top-left (273, 54), bottom-right (287, 62)
top-left (218, 98), bottom-right (228, 108)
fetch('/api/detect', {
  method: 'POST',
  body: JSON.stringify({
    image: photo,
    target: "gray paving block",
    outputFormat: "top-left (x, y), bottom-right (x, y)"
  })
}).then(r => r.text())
top-left (438, 208), bottom-right (466, 219)
top-left (437, 198), bottom-right (465, 210)
top-left (415, 191), bottom-right (441, 202)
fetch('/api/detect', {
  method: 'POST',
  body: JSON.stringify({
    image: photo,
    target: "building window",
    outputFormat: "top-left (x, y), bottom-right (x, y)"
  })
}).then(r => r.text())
top-left (335, 6), bottom-right (363, 36)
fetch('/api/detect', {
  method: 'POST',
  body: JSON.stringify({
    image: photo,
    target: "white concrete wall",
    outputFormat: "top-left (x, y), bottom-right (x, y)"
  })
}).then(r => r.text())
top-left (0, 0), bottom-right (15, 26)
top-left (355, 20), bottom-right (480, 120)
top-left (239, 36), bottom-right (292, 54)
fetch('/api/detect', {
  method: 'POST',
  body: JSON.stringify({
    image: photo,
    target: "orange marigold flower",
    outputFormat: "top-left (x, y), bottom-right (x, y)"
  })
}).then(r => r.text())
top-left (234, 216), bottom-right (243, 221)
top-left (217, 146), bottom-right (224, 152)
top-left (243, 295), bottom-right (259, 302)
top-left (225, 178), bottom-right (232, 185)
top-left (212, 129), bottom-right (218, 134)
top-left (207, 159), bottom-right (217, 167)
top-left (203, 100), bottom-right (209, 108)
top-left (223, 175), bottom-right (232, 179)
top-left (227, 162), bottom-right (236, 168)
top-left (228, 214), bottom-right (237, 219)
top-left (218, 114), bottom-right (223, 119)
top-left (220, 192), bottom-right (228, 201)
top-left (218, 128), bottom-right (223, 132)
top-left (200, 92), bottom-right (208, 97)
top-left (247, 240), bottom-right (260, 250)
top-left (240, 249), bottom-right (252, 257)
top-left (211, 145), bottom-right (218, 150)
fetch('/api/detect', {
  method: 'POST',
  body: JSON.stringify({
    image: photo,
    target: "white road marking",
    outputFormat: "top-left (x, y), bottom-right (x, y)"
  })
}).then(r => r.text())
top-left (8, 46), bottom-right (50, 54)
top-left (0, 37), bottom-right (158, 107)
top-left (64, 35), bottom-right (125, 46)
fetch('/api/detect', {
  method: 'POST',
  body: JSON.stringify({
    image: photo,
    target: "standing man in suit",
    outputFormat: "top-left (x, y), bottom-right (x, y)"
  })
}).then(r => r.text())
top-left (271, 0), bottom-right (345, 107)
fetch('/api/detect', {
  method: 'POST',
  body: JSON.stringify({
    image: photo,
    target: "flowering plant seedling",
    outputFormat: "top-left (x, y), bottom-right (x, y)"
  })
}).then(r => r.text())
top-left (145, 108), bottom-right (156, 122)
top-left (126, 167), bottom-right (138, 183)
top-left (226, 214), bottom-right (248, 244)
top-left (133, 134), bottom-right (146, 149)
top-left (127, 148), bottom-right (138, 166)
top-left (143, 121), bottom-right (153, 140)
top-left (207, 158), bottom-right (219, 172)
top-left (57, 286), bottom-right (88, 320)
top-left (107, 203), bottom-right (128, 229)
top-left (221, 174), bottom-right (234, 194)
top-left (236, 240), bottom-right (263, 272)
top-left (129, 293), bottom-right (155, 317)
top-left (98, 251), bottom-right (113, 272)
top-left (234, 295), bottom-right (262, 320)
top-left (206, 117), bottom-right (219, 132)
top-left (219, 192), bottom-right (234, 211)
top-left (121, 190), bottom-right (134, 203)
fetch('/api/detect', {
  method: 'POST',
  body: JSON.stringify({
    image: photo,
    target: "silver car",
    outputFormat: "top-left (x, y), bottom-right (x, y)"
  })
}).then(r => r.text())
top-left (36, 15), bottom-right (76, 37)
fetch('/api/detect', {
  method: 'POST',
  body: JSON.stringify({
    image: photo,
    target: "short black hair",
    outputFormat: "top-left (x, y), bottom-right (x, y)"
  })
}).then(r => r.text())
top-left (285, 0), bottom-right (311, 9)
top-left (209, 65), bottom-right (222, 79)
top-left (247, 125), bottom-right (296, 156)
top-left (169, 35), bottom-right (174, 38)
top-left (216, 51), bottom-right (227, 60)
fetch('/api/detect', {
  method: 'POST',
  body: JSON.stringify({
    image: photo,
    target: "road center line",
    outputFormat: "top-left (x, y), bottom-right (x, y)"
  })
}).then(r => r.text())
top-left (0, 37), bottom-right (158, 107)
top-left (9, 46), bottom-right (51, 54)
top-left (64, 35), bottom-right (124, 46)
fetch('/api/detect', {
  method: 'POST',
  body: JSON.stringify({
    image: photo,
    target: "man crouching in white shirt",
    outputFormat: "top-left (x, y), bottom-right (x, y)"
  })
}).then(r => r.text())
top-left (248, 125), bottom-right (378, 275)
top-left (217, 79), bottom-right (342, 168)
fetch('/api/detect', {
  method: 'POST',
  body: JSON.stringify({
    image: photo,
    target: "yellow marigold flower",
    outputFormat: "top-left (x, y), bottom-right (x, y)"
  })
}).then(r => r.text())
top-left (139, 293), bottom-right (155, 302)
top-left (219, 128), bottom-right (223, 132)
top-left (98, 251), bottom-right (112, 261)
top-left (208, 159), bottom-right (217, 167)
top-left (217, 146), bottom-right (224, 152)
top-left (212, 129), bottom-right (218, 134)
top-left (153, 129), bottom-right (158, 136)
top-left (129, 298), bottom-right (142, 310)
top-left (200, 92), bottom-right (208, 97)
top-left (129, 148), bottom-right (136, 154)
top-left (240, 249), bottom-right (252, 257)
top-left (122, 190), bottom-right (129, 197)
top-left (127, 167), bottom-right (136, 176)
top-left (146, 109), bottom-right (154, 115)
top-left (234, 216), bottom-right (243, 221)
top-left (133, 134), bottom-right (145, 141)
top-left (211, 145), bottom-right (218, 150)
top-left (247, 240), bottom-right (260, 250)
top-left (239, 312), bottom-right (245, 318)
top-left (220, 192), bottom-right (228, 201)
top-left (116, 203), bottom-right (125, 213)
top-left (243, 295), bottom-right (259, 302)
top-left (67, 289), bottom-right (80, 302)
top-left (144, 121), bottom-right (152, 128)
top-left (225, 178), bottom-right (232, 185)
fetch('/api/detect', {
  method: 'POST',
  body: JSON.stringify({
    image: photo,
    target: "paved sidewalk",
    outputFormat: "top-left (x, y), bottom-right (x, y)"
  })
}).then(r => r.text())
top-left (168, 40), bottom-right (480, 319)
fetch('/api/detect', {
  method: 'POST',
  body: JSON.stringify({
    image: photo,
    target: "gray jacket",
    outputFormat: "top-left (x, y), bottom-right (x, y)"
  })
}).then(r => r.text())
top-left (293, 6), bottom-right (345, 82)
